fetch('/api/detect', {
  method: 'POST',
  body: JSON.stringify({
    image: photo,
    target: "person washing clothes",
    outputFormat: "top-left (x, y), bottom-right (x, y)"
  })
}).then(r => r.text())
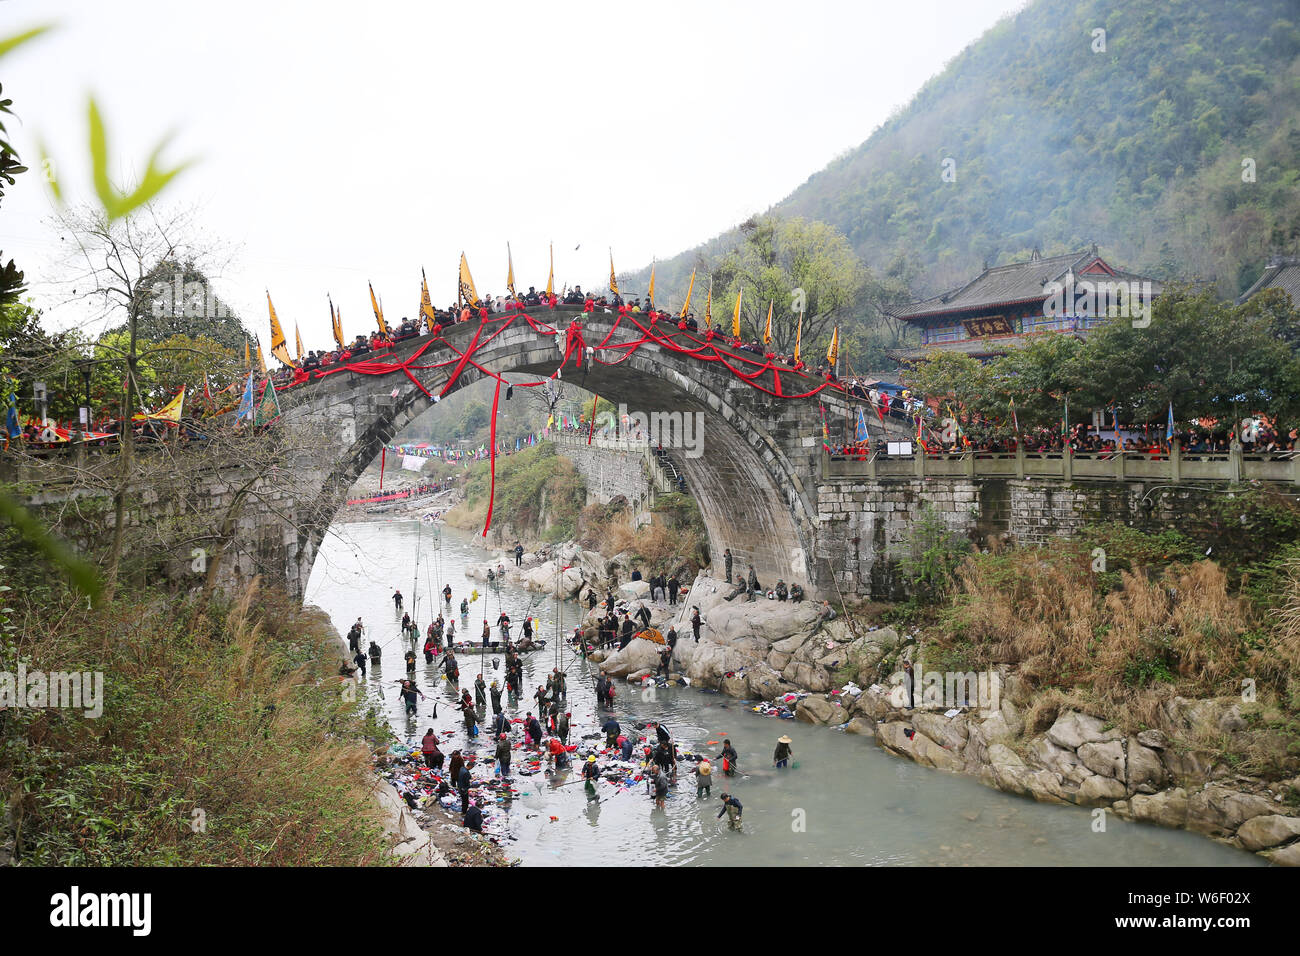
top-left (774, 735), bottom-right (794, 769)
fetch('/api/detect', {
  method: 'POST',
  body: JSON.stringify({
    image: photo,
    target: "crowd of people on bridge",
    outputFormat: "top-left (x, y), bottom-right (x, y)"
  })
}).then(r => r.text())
top-left (829, 419), bottom-right (1298, 460)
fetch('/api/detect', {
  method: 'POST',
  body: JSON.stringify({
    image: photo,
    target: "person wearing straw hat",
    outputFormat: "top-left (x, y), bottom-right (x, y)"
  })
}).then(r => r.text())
top-left (774, 735), bottom-right (794, 769)
top-left (694, 758), bottom-right (712, 798)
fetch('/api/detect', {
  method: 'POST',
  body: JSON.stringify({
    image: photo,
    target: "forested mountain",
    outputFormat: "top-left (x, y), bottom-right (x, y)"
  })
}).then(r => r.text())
top-left (636, 0), bottom-right (1300, 303)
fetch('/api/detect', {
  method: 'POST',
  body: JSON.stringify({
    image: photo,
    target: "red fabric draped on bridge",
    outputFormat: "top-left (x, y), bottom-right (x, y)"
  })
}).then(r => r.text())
top-left (306, 307), bottom-right (845, 535)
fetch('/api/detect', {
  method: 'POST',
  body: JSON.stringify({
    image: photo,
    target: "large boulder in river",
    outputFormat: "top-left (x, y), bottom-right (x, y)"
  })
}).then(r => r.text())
top-left (795, 695), bottom-right (845, 725)
top-left (685, 640), bottom-right (761, 685)
top-left (619, 580), bottom-right (651, 602)
top-left (703, 599), bottom-right (821, 650)
top-left (599, 637), bottom-right (665, 678)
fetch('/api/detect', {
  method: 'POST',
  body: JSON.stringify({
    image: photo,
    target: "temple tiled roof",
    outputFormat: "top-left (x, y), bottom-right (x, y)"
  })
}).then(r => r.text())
top-left (1237, 257), bottom-right (1300, 306)
top-left (892, 248), bottom-right (1158, 322)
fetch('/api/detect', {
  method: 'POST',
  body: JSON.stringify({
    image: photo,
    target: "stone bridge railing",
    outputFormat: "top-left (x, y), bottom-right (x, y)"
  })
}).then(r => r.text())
top-left (824, 442), bottom-right (1300, 485)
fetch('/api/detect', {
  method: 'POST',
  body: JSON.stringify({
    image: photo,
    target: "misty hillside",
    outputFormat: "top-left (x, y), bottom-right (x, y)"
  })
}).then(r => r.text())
top-left (635, 0), bottom-right (1300, 301)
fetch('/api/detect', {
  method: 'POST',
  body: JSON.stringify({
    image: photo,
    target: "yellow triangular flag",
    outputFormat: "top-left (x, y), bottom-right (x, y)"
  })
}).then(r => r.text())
top-left (648, 261), bottom-right (656, 307)
top-left (704, 277), bottom-right (712, 329)
top-left (244, 338), bottom-right (251, 369)
top-left (794, 311), bottom-right (803, 363)
top-left (506, 243), bottom-right (516, 297)
top-left (679, 268), bottom-right (695, 319)
top-left (294, 321), bottom-right (304, 361)
top-left (420, 268), bottom-right (437, 329)
top-left (763, 300), bottom-right (773, 346)
top-left (827, 326), bottom-right (840, 367)
top-left (146, 386), bottom-right (185, 423)
top-left (266, 293), bottom-right (296, 367)
top-left (732, 288), bottom-right (742, 338)
top-left (255, 335), bottom-right (268, 374)
top-left (546, 243), bottom-right (554, 298)
top-left (330, 296), bottom-right (344, 349)
top-left (608, 250), bottom-right (619, 296)
top-left (458, 253), bottom-right (480, 308)
top-left (369, 282), bottom-right (389, 335)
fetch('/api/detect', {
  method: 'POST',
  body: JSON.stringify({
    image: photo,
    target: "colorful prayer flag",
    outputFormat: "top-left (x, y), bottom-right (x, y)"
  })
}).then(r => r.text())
top-left (608, 250), bottom-right (619, 296)
top-left (826, 326), bottom-right (840, 367)
top-left (236, 372), bottom-right (255, 422)
top-left (254, 376), bottom-right (281, 427)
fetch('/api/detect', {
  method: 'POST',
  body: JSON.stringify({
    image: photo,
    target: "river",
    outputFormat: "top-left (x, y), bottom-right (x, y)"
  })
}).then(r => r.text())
top-left (305, 520), bottom-right (1262, 867)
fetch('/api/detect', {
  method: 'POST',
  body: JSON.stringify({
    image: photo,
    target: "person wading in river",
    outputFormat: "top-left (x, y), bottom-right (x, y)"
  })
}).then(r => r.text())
top-left (774, 734), bottom-right (794, 768)
top-left (718, 792), bottom-right (743, 830)
top-left (653, 766), bottom-right (670, 809)
top-left (716, 738), bottom-right (739, 776)
top-left (396, 679), bottom-right (425, 715)
top-left (489, 679), bottom-right (503, 715)
top-left (694, 758), bottom-right (713, 797)
top-left (392, 589), bottom-right (403, 611)
top-left (495, 733), bottom-right (511, 777)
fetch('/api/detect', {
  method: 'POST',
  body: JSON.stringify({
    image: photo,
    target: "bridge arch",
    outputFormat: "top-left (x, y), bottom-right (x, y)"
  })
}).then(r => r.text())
top-left (270, 307), bottom-right (880, 600)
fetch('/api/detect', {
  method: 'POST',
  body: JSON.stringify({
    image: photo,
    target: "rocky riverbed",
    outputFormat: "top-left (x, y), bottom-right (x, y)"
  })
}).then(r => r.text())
top-left (457, 547), bottom-right (1300, 865)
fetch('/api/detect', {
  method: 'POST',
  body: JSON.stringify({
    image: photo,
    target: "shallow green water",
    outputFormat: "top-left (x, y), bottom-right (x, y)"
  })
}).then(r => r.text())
top-left (305, 520), bottom-right (1264, 867)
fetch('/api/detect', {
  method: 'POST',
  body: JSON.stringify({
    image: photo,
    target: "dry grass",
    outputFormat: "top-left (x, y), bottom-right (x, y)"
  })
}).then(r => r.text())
top-left (577, 503), bottom-right (706, 578)
top-left (1, 581), bottom-right (389, 866)
top-left (951, 551), bottom-right (1258, 703)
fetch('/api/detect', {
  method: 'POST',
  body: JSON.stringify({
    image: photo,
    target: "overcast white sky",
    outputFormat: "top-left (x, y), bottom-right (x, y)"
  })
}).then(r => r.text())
top-left (1, 0), bottom-right (1025, 348)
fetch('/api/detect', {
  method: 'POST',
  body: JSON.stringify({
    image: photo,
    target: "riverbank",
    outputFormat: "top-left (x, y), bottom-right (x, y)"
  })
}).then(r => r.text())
top-left (599, 572), bottom-right (1300, 865)
top-left (328, 622), bottom-right (512, 866)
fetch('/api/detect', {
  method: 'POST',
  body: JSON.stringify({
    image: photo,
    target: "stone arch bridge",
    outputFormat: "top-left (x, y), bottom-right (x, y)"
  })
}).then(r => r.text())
top-left (254, 307), bottom-right (903, 599)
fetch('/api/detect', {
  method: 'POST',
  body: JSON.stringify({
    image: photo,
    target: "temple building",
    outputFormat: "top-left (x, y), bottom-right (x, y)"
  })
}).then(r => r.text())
top-left (1237, 255), bottom-right (1300, 305)
top-left (887, 246), bottom-right (1161, 364)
